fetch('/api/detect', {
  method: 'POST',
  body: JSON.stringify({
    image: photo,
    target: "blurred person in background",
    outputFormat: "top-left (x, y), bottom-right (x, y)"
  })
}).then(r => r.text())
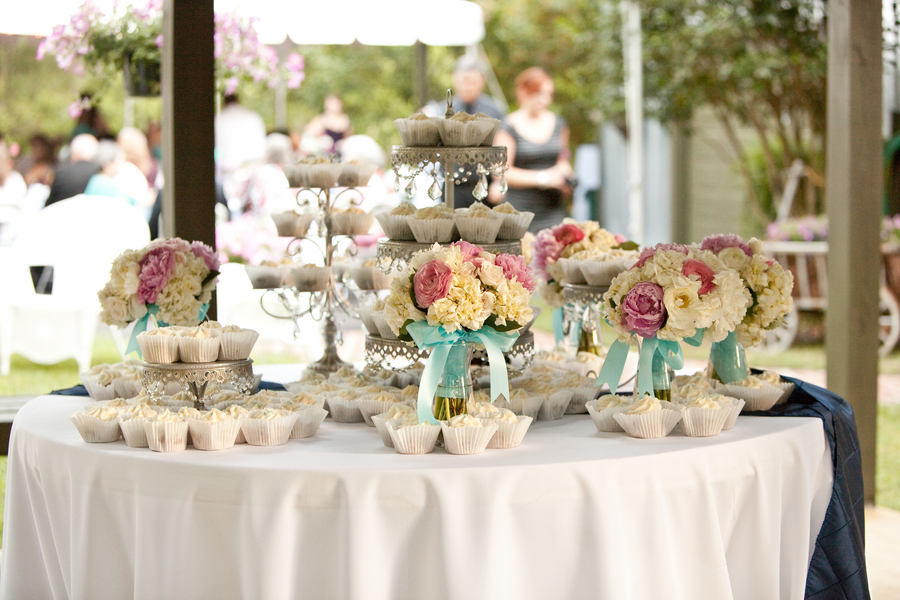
top-left (0, 134), bottom-right (27, 244)
top-left (490, 67), bottom-right (573, 233)
top-left (70, 94), bottom-right (108, 140)
top-left (45, 133), bottom-right (99, 207)
top-left (18, 134), bottom-right (56, 188)
top-left (116, 127), bottom-right (155, 217)
top-left (303, 94), bottom-right (352, 155)
top-left (84, 140), bottom-right (136, 205)
top-left (216, 93), bottom-right (267, 217)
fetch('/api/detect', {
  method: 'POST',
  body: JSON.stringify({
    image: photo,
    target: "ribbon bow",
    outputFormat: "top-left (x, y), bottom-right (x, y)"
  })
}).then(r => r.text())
top-left (595, 328), bottom-right (705, 395)
top-left (406, 321), bottom-right (519, 425)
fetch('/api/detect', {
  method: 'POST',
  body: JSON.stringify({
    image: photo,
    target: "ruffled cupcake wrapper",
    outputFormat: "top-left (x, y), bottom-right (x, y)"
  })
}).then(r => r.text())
top-left (245, 265), bottom-right (287, 289)
top-left (485, 416), bottom-right (532, 449)
top-left (721, 398), bottom-right (746, 430)
top-left (331, 212), bottom-right (375, 236)
top-left (455, 215), bottom-right (503, 244)
top-left (437, 120), bottom-right (495, 147)
top-left (80, 375), bottom-right (118, 401)
top-left (118, 416), bottom-right (149, 447)
top-left (138, 335), bottom-right (180, 364)
top-left (565, 387), bottom-right (597, 414)
top-left (306, 163), bottom-right (344, 189)
top-left (497, 211), bottom-right (534, 240)
top-left (291, 266), bottom-right (333, 292)
top-left (326, 396), bottom-right (365, 423)
top-left (178, 337), bottom-right (221, 363)
top-left (558, 258), bottom-right (588, 284)
top-left (113, 379), bottom-right (144, 400)
top-left (581, 257), bottom-right (637, 287)
top-left (290, 407), bottom-right (328, 439)
top-left (241, 413), bottom-right (299, 446)
top-left (350, 267), bottom-right (394, 290)
top-left (538, 390), bottom-right (573, 421)
top-left (218, 330), bottom-right (259, 361)
top-left (680, 406), bottom-right (730, 437)
top-left (186, 418), bottom-right (242, 450)
top-left (585, 402), bottom-right (626, 432)
top-left (375, 212), bottom-right (416, 241)
top-left (394, 118), bottom-right (442, 147)
top-left (337, 163), bottom-right (377, 187)
top-left (510, 396), bottom-right (543, 420)
top-left (71, 413), bottom-right (121, 443)
top-left (614, 408), bottom-right (683, 439)
top-left (356, 397), bottom-right (399, 426)
top-left (273, 212), bottom-right (302, 237)
top-left (356, 306), bottom-right (380, 335)
top-left (371, 313), bottom-right (398, 340)
top-left (407, 218), bottom-right (456, 244)
top-left (143, 420), bottom-right (189, 452)
top-left (720, 384), bottom-right (784, 412)
top-left (388, 422), bottom-right (441, 454)
top-left (372, 414), bottom-right (394, 447)
top-left (440, 420), bottom-right (499, 455)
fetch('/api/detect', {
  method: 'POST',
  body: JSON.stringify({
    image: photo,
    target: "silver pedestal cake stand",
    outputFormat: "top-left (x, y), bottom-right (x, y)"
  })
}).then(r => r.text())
top-left (142, 359), bottom-right (255, 410)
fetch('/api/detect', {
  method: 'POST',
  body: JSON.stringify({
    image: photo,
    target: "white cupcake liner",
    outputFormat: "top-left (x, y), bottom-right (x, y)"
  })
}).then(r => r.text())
top-left (480, 120), bottom-right (501, 146)
top-left (538, 390), bottom-right (573, 421)
top-left (455, 215), bottom-right (503, 244)
top-left (440, 420), bottom-right (499, 455)
top-left (282, 164), bottom-right (308, 188)
top-left (581, 257), bottom-right (637, 287)
top-left (437, 119), bottom-right (495, 147)
top-left (774, 381), bottom-right (796, 405)
top-left (722, 398), bottom-right (746, 430)
top-left (510, 396), bottom-right (543, 420)
top-left (143, 420), bottom-right (189, 452)
top-left (245, 265), bottom-right (288, 289)
top-left (356, 396), bottom-right (399, 426)
top-left (585, 401), bottom-right (627, 432)
top-left (241, 412), bottom-right (299, 446)
top-left (337, 163), bottom-right (377, 187)
top-left (496, 211), bottom-right (534, 240)
top-left (394, 118), bottom-right (442, 146)
top-left (178, 336), bottom-right (221, 363)
top-left (331, 212), bottom-right (375, 236)
top-left (326, 396), bottom-right (365, 423)
top-left (137, 334), bottom-right (180, 364)
top-left (407, 217), bottom-right (456, 243)
top-left (372, 414), bottom-right (394, 447)
top-left (289, 407), bottom-right (328, 439)
top-left (375, 211), bottom-right (415, 241)
top-left (80, 374), bottom-right (118, 401)
top-left (113, 378), bottom-right (143, 400)
top-left (485, 416), bottom-right (532, 449)
top-left (306, 163), bottom-right (343, 189)
top-left (371, 313), bottom-right (398, 340)
top-left (350, 266), bottom-right (394, 290)
top-left (388, 421), bottom-right (441, 454)
top-left (565, 387), bottom-right (597, 414)
top-left (719, 384), bottom-right (784, 412)
top-left (188, 418), bottom-right (242, 450)
top-left (218, 329), bottom-right (259, 361)
top-left (558, 258), bottom-right (587, 284)
top-left (680, 406), bottom-right (730, 437)
top-left (614, 408), bottom-right (683, 439)
top-left (272, 212), bottom-right (309, 238)
top-left (117, 416), bottom-right (149, 447)
top-left (71, 412), bottom-right (121, 443)
top-left (291, 266), bottom-right (333, 292)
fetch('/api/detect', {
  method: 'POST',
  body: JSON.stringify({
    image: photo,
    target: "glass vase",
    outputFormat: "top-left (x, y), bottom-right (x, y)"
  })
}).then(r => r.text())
top-left (434, 342), bottom-right (473, 421)
top-left (578, 304), bottom-right (605, 357)
top-left (707, 331), bottom-right (750, 384)
top-left (636, 342), bottom-right (675, 402)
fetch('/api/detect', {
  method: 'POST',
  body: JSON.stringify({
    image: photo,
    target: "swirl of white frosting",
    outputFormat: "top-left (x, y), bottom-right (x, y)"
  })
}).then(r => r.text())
top-left (83, 405), bottom-right (118, 421)
top-left (684, 396), bottom-right (721, 410)
top-left (595, 394), bottom-right (630, 410)
top-left (625, 395), bottom-right (662, 415)
top-left (385, 404), bottom-right (415, 420)
top-left (448, 414), bottom-right (482, 428)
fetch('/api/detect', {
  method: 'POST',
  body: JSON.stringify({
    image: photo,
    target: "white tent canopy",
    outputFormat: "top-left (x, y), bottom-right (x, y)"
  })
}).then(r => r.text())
top-left (1, 0), bottom-right (485, 46)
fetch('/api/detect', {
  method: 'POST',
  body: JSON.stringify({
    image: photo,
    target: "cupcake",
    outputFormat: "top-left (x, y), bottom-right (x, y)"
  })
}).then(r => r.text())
top-left (537, 390), bottom-right (573, 421)
top-left (394, 113), bottom-right (442, 146)
top-left (80, 364), bottom-right (120, 400)
top-left (331, 207), bottom-right (375, 235)
top-left (613, 395), bottom-right (683, 439)
top-left (440, 414), bottom-right (499, 455)
top-left (137, 327), bottom-right (181, 364)
top-left (371, 310), bottom-right (398, 340)
top-left (557, 257), bottom-right (588, 284)
top-left (492, 202), bottom-right (534, 240)
top-left (291, 264), bottom-right (332, 292)
top-left (483, 410), bottom-right (532, 449)
top-left (350, 260), bottom-right (394, 290)
top-left (585, 394), bottom-right (630, 432)
top-left (117, 405), bottom-right (159, 447)
top-left (225, 404), bottom-right (250, 443)
top-left (184, 408), bottom-right (239, 450)
top-left (241, 409), bottom-right (299, 446)
top-left (356, 391), bottom-right (400, 426)
top-left (437, 112), bottom-right (499, 147)
top-left (387, 414), bottom-right (440, 454)
top-left (374, 403), bottom-right (416, 448)
top-left (245, 260), bottom-right (292, 289)
top-left (337, 161), bottom-right (378, 188)
top-left (325, 394), bottom-right (365, 423)
top-left (580, 250), bottom-right (641, 287)
top-left (113, 371), bottom-right (144, 399)
top-left (456, 206), bottom-right (504, 244)
top-left (407, 206), bottom-right (456, 243)
top-left (719, 395), bottom-right (746, 430)
top-left (306, 162), bottom-right (344, 189)
top-left (217, 324), bottom-right (259, 361)
top-left (720, 375), bottom-right (785, 412)
top-left (286, 391), bottom-right (326, 410)
top-left (375, 203), bottom-right (417, 240)
top-left (178, 327), bottom-right (220, 363)
top-left (272, 211), bottom-right (315, 238)
top-left (143, 410), bottom-right (189, 452)
top-left (679, 396), bottom-right (730, 438)
top-left (508, 389), bottom-right (543, 420)
top-left (71, 405), bottom-right (121, 443)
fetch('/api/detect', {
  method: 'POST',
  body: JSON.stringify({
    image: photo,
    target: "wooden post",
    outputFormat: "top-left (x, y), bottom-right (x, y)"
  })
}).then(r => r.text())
top-left (162, 0), bottom-right (217, 318)
top-left (826, 0), bottom-right (882, 503)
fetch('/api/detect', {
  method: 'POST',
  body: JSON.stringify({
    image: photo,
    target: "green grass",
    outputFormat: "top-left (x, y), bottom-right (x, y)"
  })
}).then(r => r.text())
top-left (878, 405), bottom-right (900, 511)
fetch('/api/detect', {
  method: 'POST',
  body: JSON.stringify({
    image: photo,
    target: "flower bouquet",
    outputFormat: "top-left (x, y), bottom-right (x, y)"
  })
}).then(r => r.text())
top-left (97, 238), bottom-right (220, 357)
top-left (383, 241), bottom-right (534, 424)
top-left (598, 243), bottom-right (751, 396)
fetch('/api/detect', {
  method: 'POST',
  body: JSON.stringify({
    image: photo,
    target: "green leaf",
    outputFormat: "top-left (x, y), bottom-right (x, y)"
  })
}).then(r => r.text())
top-left (398, 319), bottom-right (415, 342)
top-left (613, 241), bottom-right (640, 251)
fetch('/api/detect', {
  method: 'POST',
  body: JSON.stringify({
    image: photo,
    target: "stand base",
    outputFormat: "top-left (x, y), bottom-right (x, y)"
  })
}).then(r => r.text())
top-left (305, 350), bottom-right (352, 374)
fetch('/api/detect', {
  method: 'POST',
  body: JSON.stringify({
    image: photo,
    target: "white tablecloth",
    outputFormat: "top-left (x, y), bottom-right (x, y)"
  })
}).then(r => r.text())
top-left (1, 394), bottom-right (832, 600)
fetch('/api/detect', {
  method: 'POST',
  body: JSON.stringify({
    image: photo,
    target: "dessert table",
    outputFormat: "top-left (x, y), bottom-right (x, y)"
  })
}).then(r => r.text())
top-left (0, 393), bottom-right (832, 600)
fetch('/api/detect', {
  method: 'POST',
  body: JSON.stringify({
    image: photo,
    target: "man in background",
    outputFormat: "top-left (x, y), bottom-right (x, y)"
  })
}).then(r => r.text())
top-left (45, 134), bottom-right (99, 207)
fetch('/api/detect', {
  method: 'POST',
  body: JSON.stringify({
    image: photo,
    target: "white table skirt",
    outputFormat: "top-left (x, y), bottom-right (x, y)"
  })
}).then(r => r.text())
top-left (1, 394), bottom-right (832, 600)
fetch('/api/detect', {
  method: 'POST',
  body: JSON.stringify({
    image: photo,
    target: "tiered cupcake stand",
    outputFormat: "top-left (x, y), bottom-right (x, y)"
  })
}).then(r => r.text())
top-left (142, 359), bottom-right (256, 410)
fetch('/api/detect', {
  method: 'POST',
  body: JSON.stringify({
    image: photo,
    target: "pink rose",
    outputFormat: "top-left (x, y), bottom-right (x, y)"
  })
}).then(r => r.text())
top-left (137, 251), bottom-right (177, 304)
top-left (682, 259), bottom-right (716, 295)
top-left (632, 243), bottom-right (691, 269)
top-left (622, 281), bottom-right (667, 338)
top-left (552, 223), bottom-right (585, 247)
top-left (495, 253), bottom-right (535, 292)
top-left (452, 240), bottom-right (485, 259)
top-left (700, 233), bottom-right (752, 257)
top-left (614, 233), bottom-right (628, 244)
top-left (532, 229), bottom-right (565, 281)
top-left (191, 241), bottom-right (220, 272)
top-left (413, 260), bottom-right (453, 309)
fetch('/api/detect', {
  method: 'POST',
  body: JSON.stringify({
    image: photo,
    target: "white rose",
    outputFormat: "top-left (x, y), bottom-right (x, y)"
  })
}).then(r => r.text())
top-left (719, 247), bottom-right (750, 271)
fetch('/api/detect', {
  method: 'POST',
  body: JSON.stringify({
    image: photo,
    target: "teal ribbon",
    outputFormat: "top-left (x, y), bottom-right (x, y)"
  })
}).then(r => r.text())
top-left (594, 338), bottom-right (631, 394)
top-left (553, 307), bottom-right (565, 345)
top-left (406, 321), bottom-right (519, 424)
top-left (709, 330), bottom-right (749, 383)
top-left (124, 302), bottom-right (209, 358)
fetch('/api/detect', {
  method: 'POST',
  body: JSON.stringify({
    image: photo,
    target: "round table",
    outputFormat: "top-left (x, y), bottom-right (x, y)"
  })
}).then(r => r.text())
top-left (0, 394), bottom-right (832, 600)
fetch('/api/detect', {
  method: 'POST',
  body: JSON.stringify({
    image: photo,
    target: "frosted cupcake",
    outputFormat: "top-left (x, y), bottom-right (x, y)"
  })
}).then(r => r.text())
top-left (585, 394), bottom-right (631, 432)
top-left (613, 395), bottom-right (683, 439)
top-left (288, 406), bottom-right (328, 439)
top-left (287, 391), bottom-right (326, 410)
top-left (217, 324), bottom-right (259, 361)
top-left (371, 307), bottom-right (398, 340)
top-left (225, 404), bottom-right (250, 443)
top-left (440, 414), bottom-right (499, 455)
top-left (508, 389), bottom-right (543, 420)
top-left (580, 250), bottom-right (640, 287)
top-left (407, 206), bottom-right (456, 243)
top-left (137, 327), bottom-right (180, 364)
top-left (337, 161), bottom-right (378, 188)
top-left (357, 391), bottom-right (400, 426)
top-left (241, 408), bottom-right (299, 446)
top-left (493, 202), bottom-right (534, 240)
top-left (483, 409), bottom-right (532, 450)
top-left (350, 259), bottom-right (394, 290)
top-left (71, 405), bottom-right (121, 443)
top-left (387, 413), bottom-right (440, 454)
top-left (537, 388), bottom-right (573, 421)
top-left (717, 395), bottom-right (746, 430)
top-left (720, 375), bottom-right (785, 412)
top-left (113, 369), bottom-right (143, 400)
top-left (178, 327), bottom-right (220, 363)
top-left (188, 408), bottom-right (242, 450)
top-left (143, 410), bottom-right (189, 452)
top-left (375, 203), bottom-right (417, 240)
top-left (306, 162), bottom-right (344, 188)
top-left (291, 264), bottom-right (332, 292)
top-left (394, 113), bottom-right (442, 146)
top-left (680, 395), bottom-right (730, 437)
top-left (373, 403), bottom-right (416, 448)
top-left (437, 112), bottom-right (499, 147)
top-left (455, 202), bottom-right (504, 243)
top-left (331, 206), bottom-right (375, 235)
top-left (557, 257), bottom-right (588, 284)
top-left (325, 393), bottom-right (365, 423)
top-left (80, 364), bottom-right (120, 400)
top-left (117, 405), bottom-right (159, 447)
top-left (245, 259), bottom-right (292, 289)
top-left (272, 210), bottom-right (315, 238)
